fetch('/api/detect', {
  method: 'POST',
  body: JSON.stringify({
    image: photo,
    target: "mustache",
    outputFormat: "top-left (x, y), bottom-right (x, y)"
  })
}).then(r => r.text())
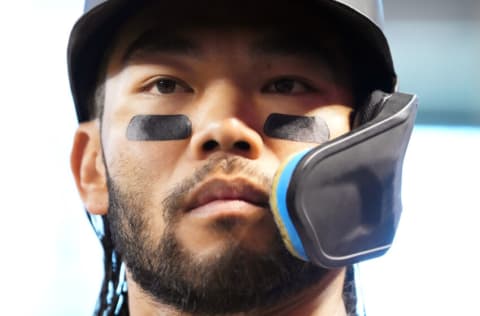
top-left (162, 155), bottom-right (272, 221)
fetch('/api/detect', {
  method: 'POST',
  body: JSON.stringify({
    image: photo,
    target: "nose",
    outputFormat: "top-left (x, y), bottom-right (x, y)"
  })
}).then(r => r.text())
top-left (190, 118), bottom-right (263, 160)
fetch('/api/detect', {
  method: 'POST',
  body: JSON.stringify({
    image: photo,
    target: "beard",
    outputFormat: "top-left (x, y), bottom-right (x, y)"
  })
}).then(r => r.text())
top-left (106, 156), bottom-right (329, 315)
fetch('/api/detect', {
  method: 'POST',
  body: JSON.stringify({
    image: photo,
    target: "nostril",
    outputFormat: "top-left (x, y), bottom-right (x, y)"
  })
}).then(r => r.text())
top-left (234, 140), bottom-right (251, 151)
top-left (203, 140), bottom-right (219, 151)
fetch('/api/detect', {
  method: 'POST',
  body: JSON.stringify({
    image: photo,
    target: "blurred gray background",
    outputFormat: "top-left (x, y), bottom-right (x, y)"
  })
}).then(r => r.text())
top-left (385, 0), bottom-right (480, 125)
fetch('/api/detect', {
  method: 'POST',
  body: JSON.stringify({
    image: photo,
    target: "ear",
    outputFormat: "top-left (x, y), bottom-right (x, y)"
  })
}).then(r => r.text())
top-left (70, 120), bottom-right (108, 215)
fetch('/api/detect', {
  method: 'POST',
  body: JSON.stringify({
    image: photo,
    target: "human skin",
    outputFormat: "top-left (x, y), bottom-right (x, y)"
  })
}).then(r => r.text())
top-left (71, 3), bottom-right (355, 315)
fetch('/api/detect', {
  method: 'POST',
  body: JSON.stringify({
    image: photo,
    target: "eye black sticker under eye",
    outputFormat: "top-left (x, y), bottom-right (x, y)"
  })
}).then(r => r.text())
top-left (264, 113), bottom-right (330, 143)
top-left (127, 115), bottom-right (192, 141)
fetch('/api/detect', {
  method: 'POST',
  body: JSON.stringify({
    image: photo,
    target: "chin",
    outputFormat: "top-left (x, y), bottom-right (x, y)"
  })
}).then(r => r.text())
top-left (175, 212), bottom-right (279, 258)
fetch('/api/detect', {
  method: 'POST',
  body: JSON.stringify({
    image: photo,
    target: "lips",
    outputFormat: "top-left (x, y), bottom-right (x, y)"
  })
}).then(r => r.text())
top-left (185, 178), bottom-right (270, 213)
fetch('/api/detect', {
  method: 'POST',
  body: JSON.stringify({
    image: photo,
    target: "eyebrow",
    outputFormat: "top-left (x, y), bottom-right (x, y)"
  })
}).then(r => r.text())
top-left (122, 28), bottom-right (339, 69)
top-left (122, 29), bottom-right (201, 63)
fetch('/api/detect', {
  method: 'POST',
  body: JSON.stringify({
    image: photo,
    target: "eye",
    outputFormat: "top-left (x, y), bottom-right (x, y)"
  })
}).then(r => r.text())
top-left (262, 77), bottom-right (316, 94)
top-left (148, 77), bottom-right (193, 94)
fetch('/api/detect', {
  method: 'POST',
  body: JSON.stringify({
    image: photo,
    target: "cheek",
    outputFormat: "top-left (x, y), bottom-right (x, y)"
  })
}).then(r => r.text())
top-left (105, 140), bottom-right (189, 240)
top-left (106, 129), bottom-right (188, 176)
top-left (102, 105), bottom-right (191, 184)
top-left (126, 115), bottom-right (192, 141)
top-left (308, 105), bottom-right (353, 139)
top-left (264, 113), bottom-right (330, 143)
top-left (104, 131), bottom-right (189, 204)
top-left (267, 141), bottom-right (318, 162)
top-left (265, 105), bottom-right (353, 160)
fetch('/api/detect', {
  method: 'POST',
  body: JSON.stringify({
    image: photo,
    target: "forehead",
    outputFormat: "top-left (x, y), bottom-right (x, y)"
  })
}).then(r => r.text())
top-left (108, 1), bottom-right (348, 63)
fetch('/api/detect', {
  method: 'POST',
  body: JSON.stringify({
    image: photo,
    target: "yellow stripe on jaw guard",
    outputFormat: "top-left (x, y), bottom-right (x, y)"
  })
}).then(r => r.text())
top-left (270, 159), bottom-right (299, 258)
top-left (270, 150), bottom-right (311, 261)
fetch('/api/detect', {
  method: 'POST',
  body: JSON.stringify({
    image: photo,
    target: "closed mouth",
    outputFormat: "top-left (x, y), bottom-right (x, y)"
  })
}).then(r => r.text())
top-left (185, 178), bottom-right (270, 211)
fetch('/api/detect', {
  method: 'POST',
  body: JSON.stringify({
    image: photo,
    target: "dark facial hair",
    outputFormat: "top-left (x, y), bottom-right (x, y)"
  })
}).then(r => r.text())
top-left (106, 156), bottom-right (329, 315)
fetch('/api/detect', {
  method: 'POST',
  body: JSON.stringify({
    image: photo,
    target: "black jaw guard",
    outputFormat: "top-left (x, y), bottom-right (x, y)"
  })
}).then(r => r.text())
top-left (271, 92), bottom-right (418, 268)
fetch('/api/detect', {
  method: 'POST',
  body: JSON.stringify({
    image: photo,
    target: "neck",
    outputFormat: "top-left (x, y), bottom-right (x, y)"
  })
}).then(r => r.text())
top-left (127, 268), bottom-right (348, 316)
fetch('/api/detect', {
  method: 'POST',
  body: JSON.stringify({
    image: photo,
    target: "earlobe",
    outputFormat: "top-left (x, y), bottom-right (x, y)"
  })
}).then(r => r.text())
top-left (70, 120), bottom-right (108, 215)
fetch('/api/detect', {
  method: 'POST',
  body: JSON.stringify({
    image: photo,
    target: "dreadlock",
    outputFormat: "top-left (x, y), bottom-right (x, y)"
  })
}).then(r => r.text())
top-left (87, 213), bottom-right (128, 316)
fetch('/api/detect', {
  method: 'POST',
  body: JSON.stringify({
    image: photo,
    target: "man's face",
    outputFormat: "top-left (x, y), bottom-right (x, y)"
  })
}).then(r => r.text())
top-left (99, 3), bottom-right (353, 314)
